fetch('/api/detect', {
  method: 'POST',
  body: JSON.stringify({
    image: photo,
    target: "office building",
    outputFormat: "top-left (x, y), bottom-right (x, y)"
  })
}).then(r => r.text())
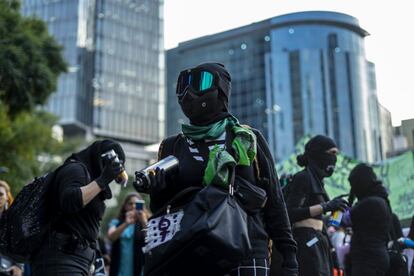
top-left (167, 11), bottom-right (382, 162)
top-left (378, 104), bottom-right (394, 159)
top-left (22, 0), bottom-right (165, 171)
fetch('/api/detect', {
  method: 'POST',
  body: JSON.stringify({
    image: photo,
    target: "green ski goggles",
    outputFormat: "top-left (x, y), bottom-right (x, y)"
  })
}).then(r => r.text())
top-left (176, 68), bottom-right (216, 96)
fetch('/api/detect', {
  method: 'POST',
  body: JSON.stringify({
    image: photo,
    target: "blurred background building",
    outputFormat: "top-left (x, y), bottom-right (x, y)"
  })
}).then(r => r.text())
top-left (21, 0), bottom-right (165, 172)
top-left (167, 11), bottom-right (392, 162)
top-left (392, 118), bottom-right (414, 157)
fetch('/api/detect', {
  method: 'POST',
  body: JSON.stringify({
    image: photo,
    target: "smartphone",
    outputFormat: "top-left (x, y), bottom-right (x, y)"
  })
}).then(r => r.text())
top-left (135, 199), bottom-right (145, 210)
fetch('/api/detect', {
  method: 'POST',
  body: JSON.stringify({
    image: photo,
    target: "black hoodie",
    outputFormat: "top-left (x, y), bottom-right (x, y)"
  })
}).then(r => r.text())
top-left (53, 140), bottom-right (125, 242)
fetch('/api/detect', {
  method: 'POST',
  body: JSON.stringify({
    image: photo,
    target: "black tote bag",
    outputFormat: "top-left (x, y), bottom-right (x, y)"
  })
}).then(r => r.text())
top-left (143, 169), bottom-right (252, 276)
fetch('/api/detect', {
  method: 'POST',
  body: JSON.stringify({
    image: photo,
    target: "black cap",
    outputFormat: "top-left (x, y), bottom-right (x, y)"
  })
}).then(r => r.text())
top-left (305, 135), bottom-right (337, 157)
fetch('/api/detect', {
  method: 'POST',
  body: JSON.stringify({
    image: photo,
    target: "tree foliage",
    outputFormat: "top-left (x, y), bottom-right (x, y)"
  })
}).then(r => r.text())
top-left (0, 0), bottom-right (74, 195)
top-left (0, 0), bottom-right (67, 117)
top-left (0, 103), bottom-right (83, 195)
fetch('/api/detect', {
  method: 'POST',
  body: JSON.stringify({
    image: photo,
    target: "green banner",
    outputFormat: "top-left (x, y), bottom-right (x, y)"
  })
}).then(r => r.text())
top-left (276, 136), bottom-right (414, 219)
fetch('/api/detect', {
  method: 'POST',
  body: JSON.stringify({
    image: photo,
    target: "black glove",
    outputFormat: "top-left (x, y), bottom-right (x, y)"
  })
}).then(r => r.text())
top-left (148, 167), bottom-right (166, 194)
top-left (96, 157), bottom-right (124, 189)
top-left (321, 197), bottom-right (349, 213)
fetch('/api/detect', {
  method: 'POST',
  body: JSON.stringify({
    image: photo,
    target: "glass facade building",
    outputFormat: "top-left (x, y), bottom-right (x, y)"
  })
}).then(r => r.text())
top-left (167, 11), bottom-right (382, 162)
top-left (22, 0), bottom-right (164, 145)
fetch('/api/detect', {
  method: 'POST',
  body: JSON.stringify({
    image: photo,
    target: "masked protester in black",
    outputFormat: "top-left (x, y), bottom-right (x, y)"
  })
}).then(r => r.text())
top-left (284, 135), bottom-right (347, 276)
top-left (147, 62), bottom-right (298, 275)
top-left (347, 163), bottom-right (395, 276)
top-left (31, 140), bottom-right (126, 276)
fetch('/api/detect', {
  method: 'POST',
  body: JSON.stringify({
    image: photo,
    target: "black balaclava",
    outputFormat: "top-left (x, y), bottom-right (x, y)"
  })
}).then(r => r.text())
top-left (66, 139), bottom-right (125, 199)
top-left (177, 62), bottom-right (231, 126)
top-left (348, 163), bottom-right (389, 205)
top-left (297, 135), bottom-right (337, 178)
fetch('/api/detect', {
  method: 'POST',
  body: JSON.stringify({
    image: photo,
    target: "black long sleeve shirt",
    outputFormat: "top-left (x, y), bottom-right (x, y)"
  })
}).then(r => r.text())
top-left (285, 169), bottom-right (329, 223)
top-left (52, 162), bottom-right (106, 242)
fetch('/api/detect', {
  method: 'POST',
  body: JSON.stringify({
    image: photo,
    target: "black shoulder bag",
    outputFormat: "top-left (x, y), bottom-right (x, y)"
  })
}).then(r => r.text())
top-left (143, 166), bottom-right (252, 276)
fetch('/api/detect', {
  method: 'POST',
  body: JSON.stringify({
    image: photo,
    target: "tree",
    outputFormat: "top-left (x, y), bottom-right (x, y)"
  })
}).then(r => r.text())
top-left (0, 0), bottom-right (71, 194)
top-left (0, 103), bottom-right (84, 195)
top-left (0, 0), bottom-right (67, 117)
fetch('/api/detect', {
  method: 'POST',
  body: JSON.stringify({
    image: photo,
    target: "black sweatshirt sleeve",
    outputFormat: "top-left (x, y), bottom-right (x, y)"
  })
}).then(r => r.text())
top-left (55, 163), bottom-right (88, 214)
top-left (285, 172), bottom-right (312, 223)
top-left (254, 130), bottom-right (298, 272)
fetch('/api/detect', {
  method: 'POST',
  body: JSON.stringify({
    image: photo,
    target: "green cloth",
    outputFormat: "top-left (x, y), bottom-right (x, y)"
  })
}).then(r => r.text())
top-left (187, 116), bottom-right (257, 188)
top-left (182, 119), bottom-right (230, 141)
top-left (203, 145), bottom-right (237, 188)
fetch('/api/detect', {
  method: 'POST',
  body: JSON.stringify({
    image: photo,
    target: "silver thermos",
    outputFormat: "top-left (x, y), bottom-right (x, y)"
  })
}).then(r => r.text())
top-left (133, 155), bottom-right (179, 193)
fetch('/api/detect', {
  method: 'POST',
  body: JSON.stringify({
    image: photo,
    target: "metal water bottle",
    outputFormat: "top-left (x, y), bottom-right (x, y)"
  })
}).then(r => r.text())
top-left (133, 155), bottom-right (179, 193)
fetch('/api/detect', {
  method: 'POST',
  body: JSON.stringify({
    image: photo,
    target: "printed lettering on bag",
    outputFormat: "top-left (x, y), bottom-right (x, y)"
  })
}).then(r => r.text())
top-left (143, 210), bottom-right (184, 253)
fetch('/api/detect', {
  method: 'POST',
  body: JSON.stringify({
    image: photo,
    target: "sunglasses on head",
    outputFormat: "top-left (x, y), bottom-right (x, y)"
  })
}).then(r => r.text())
top-left (176, 68), bottom-right (216, 96)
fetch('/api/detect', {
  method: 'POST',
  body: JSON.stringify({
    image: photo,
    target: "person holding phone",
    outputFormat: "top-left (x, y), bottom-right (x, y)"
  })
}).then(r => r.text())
top-left (107, 193), bottom-right (150, 276)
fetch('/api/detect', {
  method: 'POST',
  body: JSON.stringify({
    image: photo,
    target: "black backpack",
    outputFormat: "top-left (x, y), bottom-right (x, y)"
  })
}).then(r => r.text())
top-left (0, 162), bottom-right (80, 262)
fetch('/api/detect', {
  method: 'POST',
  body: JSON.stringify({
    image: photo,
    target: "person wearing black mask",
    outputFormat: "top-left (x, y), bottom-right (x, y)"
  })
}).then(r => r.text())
top-left (147, 62), bottom-right (298, 275)
top-left (31, 140), bottom-right (126, 276)
top-left (346, 163), bottom-right (394, 276)
top-left (285, 135), bottom-right (348, 276)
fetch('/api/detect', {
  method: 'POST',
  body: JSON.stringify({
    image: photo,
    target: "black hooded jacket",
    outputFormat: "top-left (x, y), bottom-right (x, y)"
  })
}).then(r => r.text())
top-left (151, 128), bottom-right (298, 270)
top-left (52, 140), bottom-right (125, 242)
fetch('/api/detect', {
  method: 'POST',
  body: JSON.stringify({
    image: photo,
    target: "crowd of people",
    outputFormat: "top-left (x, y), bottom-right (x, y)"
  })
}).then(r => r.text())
top-left (1, 62), bottom-right (414, 276)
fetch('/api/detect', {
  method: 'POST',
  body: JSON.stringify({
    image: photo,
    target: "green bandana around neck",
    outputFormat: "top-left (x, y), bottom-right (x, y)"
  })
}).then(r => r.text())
top-left (181, 117), bottom-right (231, 141)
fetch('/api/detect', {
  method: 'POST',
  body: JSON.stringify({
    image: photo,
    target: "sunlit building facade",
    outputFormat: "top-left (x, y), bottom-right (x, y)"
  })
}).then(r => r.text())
top-left (22, 0), bottom-right (164, 171)
top-left (22, 0), bottom-right (164, 145)
top-left (167, 11), bottom-right (382, 162)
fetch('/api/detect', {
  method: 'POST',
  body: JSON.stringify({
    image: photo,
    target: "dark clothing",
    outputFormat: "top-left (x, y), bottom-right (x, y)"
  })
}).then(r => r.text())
top-left (351, 264), bottom-right (387, 276)
top-left (391, 212), bottom-right (404, 240)
top-left (31, 233), bottom-right (96, 276)
top-left (53, 162), bottom-right (105, 243)
top-left (152, 128), bottom-right (297, 272)
top-left (293, 227), bottom-right (332, 276)
top-left (32, 140), bottom-right (122, 275)
top-left (230, 258), bottom-right (270, 276)
top-left (66, 139), bottom-right (124, 200)
top-left (285, 168), bottom-right (333, 275)
top-left (349, 196), bottom-right (391, 274)
top-left (109, 222), bottom-right (146, 276)
top-left (285, 168), bottom-right (329, 223)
